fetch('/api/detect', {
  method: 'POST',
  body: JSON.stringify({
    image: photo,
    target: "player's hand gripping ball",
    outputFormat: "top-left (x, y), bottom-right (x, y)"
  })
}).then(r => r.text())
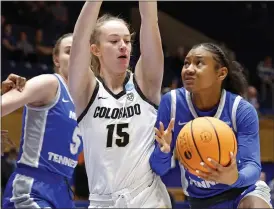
top-left (176, 117), bottom-right (238, 185)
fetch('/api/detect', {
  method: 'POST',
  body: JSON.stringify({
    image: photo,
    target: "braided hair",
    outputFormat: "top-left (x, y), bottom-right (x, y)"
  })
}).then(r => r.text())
top-left (191, 43), bottom-right (248, 96)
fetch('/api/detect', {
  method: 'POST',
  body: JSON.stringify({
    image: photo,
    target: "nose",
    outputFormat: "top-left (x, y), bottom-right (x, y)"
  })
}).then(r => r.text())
top-left (184, 64), bottom-right (196, 75)
top-left (119, 40), bottom-right (127, 52)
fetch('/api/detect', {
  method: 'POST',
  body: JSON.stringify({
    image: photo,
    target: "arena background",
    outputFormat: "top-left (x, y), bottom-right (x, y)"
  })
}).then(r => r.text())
top-left (1, 1), bottom-right (274, 208)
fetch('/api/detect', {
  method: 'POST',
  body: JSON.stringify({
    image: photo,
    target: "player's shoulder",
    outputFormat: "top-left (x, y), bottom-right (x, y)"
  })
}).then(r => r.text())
top-left (160, 87), bottom-right (186, 107)
top-left (162, 87), bottom-right (186, 98)
top-left (225, 91), bottom-right (254, 111)
top-left (30, 74), bottom-right (59, 86)
top-left (226, 91), bottom-right (258, 121)
top-left (237, 97), bottom-right (257, 115)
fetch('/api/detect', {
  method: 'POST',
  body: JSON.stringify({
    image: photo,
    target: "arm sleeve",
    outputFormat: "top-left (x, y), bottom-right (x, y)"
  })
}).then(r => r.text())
top-left (149, 92), bottom-right (176, 176)
top-left (230, 99), bottom-right (262, 188)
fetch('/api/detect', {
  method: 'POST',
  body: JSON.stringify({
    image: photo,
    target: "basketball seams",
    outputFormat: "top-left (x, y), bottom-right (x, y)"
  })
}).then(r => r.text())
top-left (190, 120), bottom-right (206, 165)
top-left (204, 117), bottom-right (221, 164)
top-left (176, 139), bottom-right (196, 173)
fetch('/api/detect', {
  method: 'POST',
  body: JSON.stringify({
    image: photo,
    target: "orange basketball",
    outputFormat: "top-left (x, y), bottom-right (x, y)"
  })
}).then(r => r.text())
top-left (176, 117), bottom-right (237, 176)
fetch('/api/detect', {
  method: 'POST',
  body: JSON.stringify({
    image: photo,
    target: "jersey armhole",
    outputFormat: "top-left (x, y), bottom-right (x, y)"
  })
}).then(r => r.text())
top-left (132, 75), bottom-right (158, 110)
top-left (26, 76), bottom-right (61, 111)
top-left (77, 80), bottom-right (99, 123)
top-left (231, 95), bottom-right (242, 133)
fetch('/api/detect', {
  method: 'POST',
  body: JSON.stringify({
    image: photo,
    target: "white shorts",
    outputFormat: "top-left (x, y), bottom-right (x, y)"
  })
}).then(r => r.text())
top-left (237, 180), bottom-right (273, 208)
top-left (88, 175), bottom-right (171, 208)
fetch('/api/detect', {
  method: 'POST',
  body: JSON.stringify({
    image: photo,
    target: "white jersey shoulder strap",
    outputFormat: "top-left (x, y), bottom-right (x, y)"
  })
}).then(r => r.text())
top-left (231, 95), bottom-right (242, 133)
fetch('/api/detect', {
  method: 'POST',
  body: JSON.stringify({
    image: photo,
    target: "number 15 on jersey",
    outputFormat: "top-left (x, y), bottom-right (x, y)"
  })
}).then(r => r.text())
top-left (106, 123), bottom-right (130, 148)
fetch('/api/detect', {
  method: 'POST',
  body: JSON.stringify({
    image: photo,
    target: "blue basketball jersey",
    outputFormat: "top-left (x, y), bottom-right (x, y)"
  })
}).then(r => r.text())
top-left (17, 74), bottom-right (83, 179)
top-left (150, 87), bottom-right (261, 199)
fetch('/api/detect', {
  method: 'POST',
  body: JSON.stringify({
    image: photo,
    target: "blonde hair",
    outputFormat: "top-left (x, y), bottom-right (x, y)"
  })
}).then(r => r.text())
top-left (90, 14), bottom-right (134, 76)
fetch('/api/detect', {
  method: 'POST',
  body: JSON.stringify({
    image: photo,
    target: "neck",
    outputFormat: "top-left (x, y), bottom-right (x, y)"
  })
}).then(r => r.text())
top-left (59, 73), bottom-right (68, 85)
top-left (192, 88), bottom-right (222, 111)
top-left (100, 68), bottom-right (127, 93)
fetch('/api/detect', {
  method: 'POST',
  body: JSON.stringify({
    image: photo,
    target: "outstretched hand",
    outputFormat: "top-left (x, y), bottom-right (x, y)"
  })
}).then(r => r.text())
top-left (154, 118), bottom-right (175, 153)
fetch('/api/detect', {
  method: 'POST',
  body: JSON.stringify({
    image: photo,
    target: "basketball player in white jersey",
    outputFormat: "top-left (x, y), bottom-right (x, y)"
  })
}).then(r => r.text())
top-left (68, 1), bottom-right (171, 208)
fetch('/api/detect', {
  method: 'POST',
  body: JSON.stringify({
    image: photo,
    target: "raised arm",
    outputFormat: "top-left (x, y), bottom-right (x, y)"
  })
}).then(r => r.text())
top-left (134, 1), bottom-right (164, 105)
top-left (68, 1), bottom-right (102, 117)
top-left (1, 75), bottom-right (58, 117)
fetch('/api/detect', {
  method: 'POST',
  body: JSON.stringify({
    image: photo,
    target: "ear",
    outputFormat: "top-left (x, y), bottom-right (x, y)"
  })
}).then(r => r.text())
top-left (218, 67), bottom-right (228, 81)
top-left (53, 55), bottom-right (60, 68)
top-left (90, 44), bottom-right (101, 57)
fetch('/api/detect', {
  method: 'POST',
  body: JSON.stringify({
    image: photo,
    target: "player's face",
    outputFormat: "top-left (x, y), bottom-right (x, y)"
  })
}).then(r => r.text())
top-left (58, 36), bottom-right (73, 78)
top-left (94, 20), bottom-right (132, 74)
top-left (181, 46), bottom-right (224, 93)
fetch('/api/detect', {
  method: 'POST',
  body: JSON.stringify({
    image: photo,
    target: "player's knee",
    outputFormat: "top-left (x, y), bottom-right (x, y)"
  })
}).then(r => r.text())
top-left (238, 196), bottom-right (272, 208)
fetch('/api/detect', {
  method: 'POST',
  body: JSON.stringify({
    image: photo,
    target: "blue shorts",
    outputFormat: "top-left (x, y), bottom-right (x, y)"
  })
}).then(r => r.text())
top-left (188, 181), bottom-right (273, 209)
top-left (2, 165), bottom-right (75, 208)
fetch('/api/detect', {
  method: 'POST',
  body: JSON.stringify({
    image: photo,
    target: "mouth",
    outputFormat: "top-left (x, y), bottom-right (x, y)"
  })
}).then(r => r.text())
top-left (184, 76), bottom-right (195, 81)
top-left (118, 55), bottom-right (128, 59)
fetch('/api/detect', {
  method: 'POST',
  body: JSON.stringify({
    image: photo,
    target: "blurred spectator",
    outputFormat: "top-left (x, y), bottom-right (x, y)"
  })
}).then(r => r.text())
top-left (1, 148), bottom-right (18, 192)
top-left (22, 2), bottom-right (51, 28)
top-left (172, 46), bottom-right (185, 80)
top-left (247, 86), bottom-right (260, 111)
top-left (2, 24), bottom-right (18, 61)
top-left (1, 15), bottom-right (6, 29)
top-left (35, 29), bottom-right (53, 65)
top-left (16, 32), bottom-right (37, 63)
top-left (257, 56), bottom-right (274, 106)
top-left (50, 1), bottom-right (68, 36)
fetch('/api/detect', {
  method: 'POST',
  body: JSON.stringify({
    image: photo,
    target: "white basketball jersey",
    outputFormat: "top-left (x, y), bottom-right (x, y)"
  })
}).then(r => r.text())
top-left (77, 72), bottom-right (157, 195)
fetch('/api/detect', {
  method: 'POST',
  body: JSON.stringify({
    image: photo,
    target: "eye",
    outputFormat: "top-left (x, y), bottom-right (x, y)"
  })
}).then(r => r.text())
top-left (197, 60), bottom-right (203, 66)
top-left (184, 61), bottom-right (190, 68)
top-left (110, 40), bottom-right (118, 44)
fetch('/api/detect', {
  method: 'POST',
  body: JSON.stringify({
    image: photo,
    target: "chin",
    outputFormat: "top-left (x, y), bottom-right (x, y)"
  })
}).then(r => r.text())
top-left (183, 84), bottom-right (195, 93)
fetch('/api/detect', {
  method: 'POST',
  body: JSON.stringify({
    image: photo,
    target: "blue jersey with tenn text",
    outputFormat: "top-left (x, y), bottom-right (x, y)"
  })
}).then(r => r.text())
top-left (150, 88), bottom-right (261, 198)
top-left (17, 74), bottom-right (83, 179)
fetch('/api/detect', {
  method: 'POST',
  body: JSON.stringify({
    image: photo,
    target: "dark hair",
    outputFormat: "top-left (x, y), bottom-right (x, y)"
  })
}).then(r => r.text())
top-left (52, 33), bottom-right (73, 72)
top-left (192, 43), bottom-right (248, 96)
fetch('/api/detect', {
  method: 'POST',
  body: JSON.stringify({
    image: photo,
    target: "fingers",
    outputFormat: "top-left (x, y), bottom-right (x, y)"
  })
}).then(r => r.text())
top-left (159, 121), bottom-right (164, 135)
top-left (228, 151), bottom-right (237, 167)
top-left (6, 74), bottom-right (26, 92)
top-left (16, 76), bottom-right (26, 92)
top-left (155, 134), bottom-right (170, 153)
top-left (200, 162), bottom-right (219, 179)
top-left (167, 118), bottom-right (175, 133)
top-left (207, 158), bottom-right (223, 171)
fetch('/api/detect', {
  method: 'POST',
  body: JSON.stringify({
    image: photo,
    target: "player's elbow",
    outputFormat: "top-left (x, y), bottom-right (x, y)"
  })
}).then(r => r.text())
top-left (252, 162), bottom-right (261, 183)
top-left (149, 155), bottom-right (168, 176)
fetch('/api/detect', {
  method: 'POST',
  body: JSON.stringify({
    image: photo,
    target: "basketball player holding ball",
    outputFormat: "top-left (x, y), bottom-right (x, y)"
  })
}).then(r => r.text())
top-left (150, 43), bottom-right (273, 208)
top-left (68, 1), bottom-right (171, 208)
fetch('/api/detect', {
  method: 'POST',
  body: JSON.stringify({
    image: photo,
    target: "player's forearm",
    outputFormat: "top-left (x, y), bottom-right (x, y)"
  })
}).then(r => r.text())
top-left (149, 145), bottom-right (172, 176)
top-left (139, 1), bottom-right (158, 22)
top-left (73, 1), bottom-right (102, 42)
top-left (230, 163), bottom-right (261, 188)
